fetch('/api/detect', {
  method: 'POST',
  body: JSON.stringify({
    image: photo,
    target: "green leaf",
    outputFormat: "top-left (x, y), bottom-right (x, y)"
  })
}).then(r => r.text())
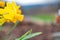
top-left (22, 32), bottom-right (42, 40)
top-left (15, 29), bottom-right (32, 40)
top-left (15, 30), bottom-right (42, 40)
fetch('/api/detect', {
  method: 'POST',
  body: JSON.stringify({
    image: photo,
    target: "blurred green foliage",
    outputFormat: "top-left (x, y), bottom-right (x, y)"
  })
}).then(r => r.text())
top-left (31, 14), bottom-right (55, 23)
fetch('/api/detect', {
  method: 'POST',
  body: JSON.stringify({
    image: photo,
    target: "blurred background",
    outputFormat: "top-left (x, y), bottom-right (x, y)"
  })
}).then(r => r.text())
top-left (1, 0), bottom-right (60, 40)
top-left (4, 0), bottom-right (60, 23)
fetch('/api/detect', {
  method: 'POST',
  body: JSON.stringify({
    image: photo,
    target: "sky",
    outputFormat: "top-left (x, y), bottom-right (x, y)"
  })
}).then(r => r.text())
top-left (4, 0), bottom-right (59, 5)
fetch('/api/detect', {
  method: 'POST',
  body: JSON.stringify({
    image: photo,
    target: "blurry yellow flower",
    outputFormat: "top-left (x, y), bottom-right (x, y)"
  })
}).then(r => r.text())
top-left (6, 19), bottom-right (10, 23)
top-left (15, 14), bottom-right (24, 22)
top-left (11, 1), bottom-right (20, 10)
top-left (4, 3), bottom-right (15, 20)
top-left (11, 14), bottom-right (24, 23)
top-left (3, 1), bottom-right (24, 23)
top-left (17, 10), bottom-right (22, 14)
top-left (0, 1), bottom-right (5, 7)
top-left (0, 0), bottom-right (24, 25)
top-left (0, 8), bottom-right (6, 25)
top-left (0, 18), bottom-right (5, 25)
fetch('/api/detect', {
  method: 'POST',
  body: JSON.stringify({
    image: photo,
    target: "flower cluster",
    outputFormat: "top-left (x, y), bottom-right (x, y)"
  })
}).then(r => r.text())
top-left (0, 1), bottom-right (24, 25)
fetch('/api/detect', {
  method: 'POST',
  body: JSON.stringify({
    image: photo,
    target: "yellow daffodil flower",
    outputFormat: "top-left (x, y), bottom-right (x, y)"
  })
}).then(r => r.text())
top-left (0, 1), bottom-right (5, 7)
top-left (0, 0), bottom-right (24, 25)
top-left (3, 1), bottom-right (24, 23)
top-left (4, 2), bottom-right (16, 20)
top-left (0, 8), bottom-right (6, 25)
top-left (12, 14), bottom-right (24, 23)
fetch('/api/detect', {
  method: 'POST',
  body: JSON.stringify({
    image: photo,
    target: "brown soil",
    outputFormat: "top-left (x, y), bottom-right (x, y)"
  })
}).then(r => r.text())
top-left (0, 21), bottom-right (60, 40)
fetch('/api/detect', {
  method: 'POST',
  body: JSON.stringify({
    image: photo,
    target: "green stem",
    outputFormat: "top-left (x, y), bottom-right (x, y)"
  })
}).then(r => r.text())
top-left (0, 25), bottom-right (2, 31)
top-left (7, 21), bottom-right (19, 35)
